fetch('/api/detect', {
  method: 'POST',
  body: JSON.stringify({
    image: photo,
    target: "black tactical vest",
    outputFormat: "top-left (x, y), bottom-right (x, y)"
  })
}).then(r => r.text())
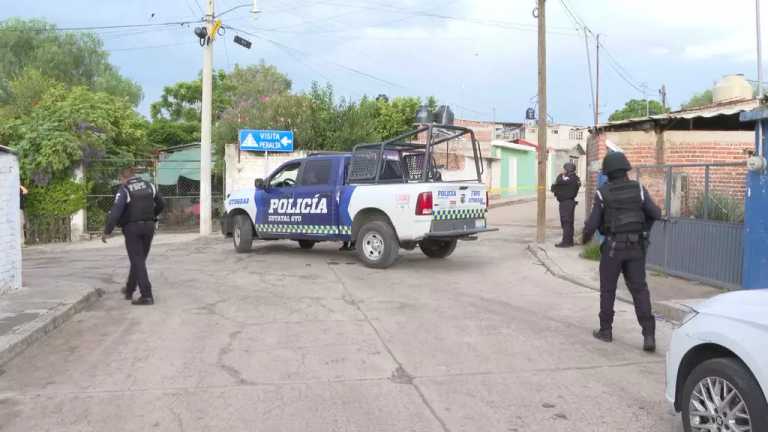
top-left (599, 179), bottom-right (645, 235)
top-left (122, 177), bottom-right (156, 224)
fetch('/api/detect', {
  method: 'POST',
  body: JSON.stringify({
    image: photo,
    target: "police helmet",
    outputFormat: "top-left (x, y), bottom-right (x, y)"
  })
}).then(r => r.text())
top-left (602, 152), bottom-right (632, 174)
top-left (563, 162), bottom-right (576, 173)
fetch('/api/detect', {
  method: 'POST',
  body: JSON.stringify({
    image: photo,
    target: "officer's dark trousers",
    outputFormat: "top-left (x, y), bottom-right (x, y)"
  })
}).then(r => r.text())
top-left (123, 222), bottom-right (155, 298)
top-left (558, 199), bottom-right (576, 245)
top-left (599, 241), bottom-right (655, 336)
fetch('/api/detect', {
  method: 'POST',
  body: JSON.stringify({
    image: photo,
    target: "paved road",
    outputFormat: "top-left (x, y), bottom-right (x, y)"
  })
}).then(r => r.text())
top-left (0, 202), bottom-right (683, 431)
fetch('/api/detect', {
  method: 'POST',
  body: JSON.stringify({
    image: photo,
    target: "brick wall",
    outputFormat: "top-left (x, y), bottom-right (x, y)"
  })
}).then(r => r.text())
top-left (586, 129), bottom-right (751, 218)
top-left (0, 151), bottom-right (22, 294)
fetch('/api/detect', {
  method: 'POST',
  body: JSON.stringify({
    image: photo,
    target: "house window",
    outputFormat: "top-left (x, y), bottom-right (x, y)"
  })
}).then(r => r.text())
top-left (551, 129), bottom-right (559, 135)
top-left (569, 130), bottom-right (584, 140)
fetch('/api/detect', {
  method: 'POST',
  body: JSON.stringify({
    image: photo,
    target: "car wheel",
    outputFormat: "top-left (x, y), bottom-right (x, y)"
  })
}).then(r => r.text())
top-left (356, 220), bottom-right (399, 269)
top-left (233, 214), bottom-right (253, 253)
top-left (682, 358), bottom-right (768, 432)
top-left (419, 239), bottom-right (458, 258)
top-left (298, 240), bottom-right (316, 250)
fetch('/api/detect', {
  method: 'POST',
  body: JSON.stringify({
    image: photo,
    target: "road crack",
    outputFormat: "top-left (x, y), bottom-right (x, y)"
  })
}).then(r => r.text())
top-left (328, 266), bottom-right (452, 432)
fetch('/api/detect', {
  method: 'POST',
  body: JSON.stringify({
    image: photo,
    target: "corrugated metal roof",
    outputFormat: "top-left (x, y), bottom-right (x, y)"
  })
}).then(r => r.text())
top-left (604, 99), bottom-right (759, 127)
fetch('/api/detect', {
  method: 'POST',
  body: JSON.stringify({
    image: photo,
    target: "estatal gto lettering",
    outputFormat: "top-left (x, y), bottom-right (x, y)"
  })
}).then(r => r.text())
top-left (269, 196), bottom-right (328, 214)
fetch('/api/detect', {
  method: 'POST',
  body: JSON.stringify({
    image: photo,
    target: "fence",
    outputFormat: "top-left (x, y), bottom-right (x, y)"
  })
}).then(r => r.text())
top-left (24, 215), bottom-right (71, 245)
top-left (634, 162), bottom-right (746, 289)
top-left (85, 159), bottom-right (224, 233)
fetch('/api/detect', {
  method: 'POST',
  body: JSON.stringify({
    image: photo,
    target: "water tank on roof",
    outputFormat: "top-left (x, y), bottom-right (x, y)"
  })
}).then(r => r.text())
top-left (713, 74), bottom-right (753, 103)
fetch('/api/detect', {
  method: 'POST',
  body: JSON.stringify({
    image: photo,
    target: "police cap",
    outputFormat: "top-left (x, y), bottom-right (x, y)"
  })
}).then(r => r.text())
top-left (563, 162), bottom-right (576, 173)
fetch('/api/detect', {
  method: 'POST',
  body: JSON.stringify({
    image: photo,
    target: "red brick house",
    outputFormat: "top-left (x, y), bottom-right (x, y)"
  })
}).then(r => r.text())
top-left (586, 99), bottom-right (757, 218)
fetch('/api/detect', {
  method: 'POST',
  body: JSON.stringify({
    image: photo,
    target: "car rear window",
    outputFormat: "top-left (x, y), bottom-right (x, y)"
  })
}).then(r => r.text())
top-left (300, 159), bottom-right (333, 186)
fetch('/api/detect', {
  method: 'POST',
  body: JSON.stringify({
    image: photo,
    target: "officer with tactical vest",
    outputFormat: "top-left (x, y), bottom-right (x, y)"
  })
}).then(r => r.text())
top-left (103, 167), bottom-right (165, 305)
top-left (582, 152), bottom-right (662, 352)
top-left (551, 161), bottom-right (581, 247)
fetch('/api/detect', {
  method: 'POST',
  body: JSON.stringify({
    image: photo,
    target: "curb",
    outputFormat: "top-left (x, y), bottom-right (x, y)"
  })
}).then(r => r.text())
top-left (526, 243), bottom-right (692, 324)
top-left (489, 197), bottom-right (536, 209)
top-left (0, 288), bottom-right (104, 368)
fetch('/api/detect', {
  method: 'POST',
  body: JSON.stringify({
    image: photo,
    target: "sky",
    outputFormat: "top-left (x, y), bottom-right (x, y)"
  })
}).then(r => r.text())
top-left (3, 0), bottom-right (766, 125)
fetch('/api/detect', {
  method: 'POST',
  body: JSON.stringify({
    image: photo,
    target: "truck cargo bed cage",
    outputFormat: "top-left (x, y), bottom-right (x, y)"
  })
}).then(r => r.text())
top-left (347, 124), bottom-right (484, 184)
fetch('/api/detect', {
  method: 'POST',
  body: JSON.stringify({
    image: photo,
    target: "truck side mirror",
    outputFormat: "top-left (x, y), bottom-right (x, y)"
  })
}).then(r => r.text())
top-left (254, 178), bottom-right (266, 189)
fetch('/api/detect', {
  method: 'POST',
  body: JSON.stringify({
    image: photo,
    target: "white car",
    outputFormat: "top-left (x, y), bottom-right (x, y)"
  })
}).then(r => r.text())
top-left (666, 290), bottom-right (768, 432)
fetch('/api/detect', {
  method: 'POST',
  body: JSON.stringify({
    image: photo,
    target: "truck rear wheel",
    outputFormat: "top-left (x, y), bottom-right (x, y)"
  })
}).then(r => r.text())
top-left (298, 240), bottom-right (316, 250)
top-left (356, 221), bottom-right (399, 269)
top-left (233, 214), bottom-right (253, 253)
top-left (419, 239), bottom-right (457, 258)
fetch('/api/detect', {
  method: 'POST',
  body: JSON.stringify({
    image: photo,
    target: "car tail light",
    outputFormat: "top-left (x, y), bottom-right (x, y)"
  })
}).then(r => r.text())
top-left (415, 192), bottom-right (433, 215)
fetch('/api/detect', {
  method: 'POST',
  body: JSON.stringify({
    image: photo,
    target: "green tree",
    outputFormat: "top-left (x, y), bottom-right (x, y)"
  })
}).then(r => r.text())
top-left (681, 90), bottom-right (714, 109)
top-left (3, 85), bottom-right (148, 184)
top-left (608, 99), bottom-right (668, 122)
top-left (150, 70), bottom-right (232, 123)
top-left (0, 19), bottom-right (142, 107)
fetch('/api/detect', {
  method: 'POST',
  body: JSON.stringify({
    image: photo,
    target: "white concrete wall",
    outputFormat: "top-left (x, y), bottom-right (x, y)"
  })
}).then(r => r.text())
top-left (224, 144), bottom-right (307, 196)
top-left (70, 163), bottom-right (86, 240)
top-left (0, 151), bottom-right (22, 294)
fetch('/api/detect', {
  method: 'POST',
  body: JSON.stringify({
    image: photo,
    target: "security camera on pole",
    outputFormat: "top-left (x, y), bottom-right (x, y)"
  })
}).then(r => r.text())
top-left (195, 1), bottom-right (260, 236)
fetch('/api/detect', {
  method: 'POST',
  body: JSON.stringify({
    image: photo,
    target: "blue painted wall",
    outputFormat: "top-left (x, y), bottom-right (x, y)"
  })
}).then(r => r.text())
top-left (742, 118), bottom-right (768, 289)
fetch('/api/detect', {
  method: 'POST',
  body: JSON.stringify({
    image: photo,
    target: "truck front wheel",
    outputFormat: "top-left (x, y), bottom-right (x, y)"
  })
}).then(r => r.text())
top-left (233, 214), bottom-right (254, 253)
top-left (356, 221), bottom-right (399, 269)
top-left (419, 239), bottom-right (457, 259)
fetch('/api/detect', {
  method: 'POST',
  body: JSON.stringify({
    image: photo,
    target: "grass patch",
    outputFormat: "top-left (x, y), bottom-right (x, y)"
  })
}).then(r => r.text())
top-left (580, 242), bottom-right (601, 261)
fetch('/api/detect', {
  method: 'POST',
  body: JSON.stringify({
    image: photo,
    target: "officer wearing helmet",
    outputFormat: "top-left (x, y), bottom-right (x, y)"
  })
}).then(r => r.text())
top-left (550, 161), bottom-right (581, 247)
top-left (582, 152), bottom-right (662, 352)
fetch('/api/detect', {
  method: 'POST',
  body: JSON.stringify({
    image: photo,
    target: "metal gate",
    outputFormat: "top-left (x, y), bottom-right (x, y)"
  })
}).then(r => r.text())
top-left (635, 162), bottom-right (746, 290)
top-left (85, 157), bottom-right (223, 233)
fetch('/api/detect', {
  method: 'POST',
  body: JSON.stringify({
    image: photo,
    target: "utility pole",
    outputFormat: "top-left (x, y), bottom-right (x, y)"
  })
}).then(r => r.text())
top-left (758, 0), bottom-right (764, 100)
top-left (595, 34), bottom-right (600, 126)
top-left (200, 0), bottom-right (214, 236)
top-left (536, 0), bottom-right (547, 243)
top-left (659, 85), bottom-right (667, 110)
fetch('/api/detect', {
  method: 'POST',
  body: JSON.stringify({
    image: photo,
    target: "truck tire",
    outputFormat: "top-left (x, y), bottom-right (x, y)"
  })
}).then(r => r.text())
top-left (681, 358), bottom-right (768, 432)
top-left (356, 221), bottom-right (399, 269)
top-left (233, 214), bottom-right (253, 253)
top-left (298, 240), bottom-right (316, 250)
top-left (419, 239), bottom-right (457, 259)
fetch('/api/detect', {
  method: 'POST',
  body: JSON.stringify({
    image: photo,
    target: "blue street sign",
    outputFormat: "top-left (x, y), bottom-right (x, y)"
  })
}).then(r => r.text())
top-left (239, 129), bottom-right (294, 152)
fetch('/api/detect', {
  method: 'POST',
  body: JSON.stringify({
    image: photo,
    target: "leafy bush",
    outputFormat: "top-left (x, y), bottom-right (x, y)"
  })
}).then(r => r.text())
top-left (25, 179), bottom-right (87, 216)
top-left (580, 242), bottom-right (602, 261)
top-left (693, 193), bottom-right (744, 223)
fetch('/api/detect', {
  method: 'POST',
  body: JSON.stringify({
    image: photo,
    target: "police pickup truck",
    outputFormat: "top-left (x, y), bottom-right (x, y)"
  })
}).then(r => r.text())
top-left (222, 124), bottom-right (496, 268)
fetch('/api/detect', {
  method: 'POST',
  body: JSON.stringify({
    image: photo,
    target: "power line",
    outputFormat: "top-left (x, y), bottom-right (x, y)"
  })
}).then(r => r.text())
top-left (193, 0), bottom-right (205, 15)
top-left (0, 20), bottom-right (199, 33)
top-left (226, 25), bottom-right (489, 116)
top-left (107, 41), bottom-right (198, 52)
top-left (557, 0), bottom-right (653, 96)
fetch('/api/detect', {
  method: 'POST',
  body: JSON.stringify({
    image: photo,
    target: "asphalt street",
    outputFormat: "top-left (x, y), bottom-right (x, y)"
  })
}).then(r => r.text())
top-left (0, 201), bottom-right (683, 431)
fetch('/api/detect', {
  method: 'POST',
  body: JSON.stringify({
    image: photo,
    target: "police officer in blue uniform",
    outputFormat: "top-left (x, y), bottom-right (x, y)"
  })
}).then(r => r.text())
top-left (582, 152), bottom-right (662, 352)
top-left (103, 168), bottom-right (165, 305)
top-left (551, 161), bottom-right (581, 247)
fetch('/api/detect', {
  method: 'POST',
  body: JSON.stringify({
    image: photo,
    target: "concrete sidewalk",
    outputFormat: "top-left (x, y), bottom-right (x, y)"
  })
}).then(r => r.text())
top-left (0, 233), bottom-right (200, 368)
top-left (0, 282), bottom-right (102, 367)
top-left (528, 242), bottom-right (725, 323)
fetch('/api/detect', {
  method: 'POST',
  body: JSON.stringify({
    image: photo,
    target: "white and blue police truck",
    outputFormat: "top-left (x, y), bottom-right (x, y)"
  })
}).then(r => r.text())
top-left (222, 124), bottom-right (497, 268)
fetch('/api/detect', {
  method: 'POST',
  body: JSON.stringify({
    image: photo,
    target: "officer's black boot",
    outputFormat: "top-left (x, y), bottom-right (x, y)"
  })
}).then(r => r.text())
top-left (131, 297), bottom-right (154, 306)
top-left (643, 334), bottom-right (656, 352)
top-left (592, 328), bottom-right (613, 343)
top-left (120, 286), bottom-right (133, 300)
